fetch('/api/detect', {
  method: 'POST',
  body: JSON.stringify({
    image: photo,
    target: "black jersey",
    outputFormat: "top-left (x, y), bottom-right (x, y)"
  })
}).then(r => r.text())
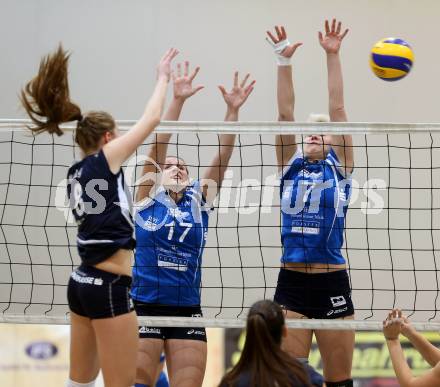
top-left (66, 150), bottom-right (135, 265)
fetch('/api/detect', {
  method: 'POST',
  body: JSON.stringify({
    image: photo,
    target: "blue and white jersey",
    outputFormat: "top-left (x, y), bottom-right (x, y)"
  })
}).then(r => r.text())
top-left (67, 150), bottom-right (135, 265)
top-left (131, 181), bottom-right (210, 306)
top-left (280, 148), bottom-right (352, 265)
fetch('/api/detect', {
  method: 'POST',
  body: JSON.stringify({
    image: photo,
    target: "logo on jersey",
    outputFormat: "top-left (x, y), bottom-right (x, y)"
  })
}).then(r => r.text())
top-left (298, 169), bottom-right (323, 180)
top-left (144, 215), bottom-right (161, 231)
top-left (330, 295), bottom-right (347, 308)
top-left (169, 207), bottom-right (190, 222)
top-left (157, 254), bottom-right (188, 271)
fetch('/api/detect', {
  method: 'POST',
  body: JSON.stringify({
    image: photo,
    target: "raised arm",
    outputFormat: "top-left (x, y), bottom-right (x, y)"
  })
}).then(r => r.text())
top-left (266, 26), bottom-right (302, 172)
top-left (319, 19), bottom-right (353, 173)
top-left (103, 48), bottom-right (178, 174)
top-left (399, 313), bottom-right (440, 367)
top-left (384, 309), bottom-right (440, 387)
top-left (201, 72), bottom-right (255, 203)
top-left (136, 61), bottom-right (204, 203)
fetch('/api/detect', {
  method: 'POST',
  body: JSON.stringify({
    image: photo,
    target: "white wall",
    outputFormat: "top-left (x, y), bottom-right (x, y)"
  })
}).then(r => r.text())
top-left (1, 0), bottom-right (439, 123)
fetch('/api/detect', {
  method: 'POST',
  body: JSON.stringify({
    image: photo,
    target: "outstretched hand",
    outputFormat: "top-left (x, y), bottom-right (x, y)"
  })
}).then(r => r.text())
top-left (172, 61), bottom-right (204, 101)
top-left (157, 48), bottom-right (179, 81)
top-left (383, 309), bottom-right (404, 340)
top-left (318, 19), bottom-right (349, 54)
top-left (266, 26), bottom-right (302, 59)
top-left (218, 72), bottom-right (255, 112)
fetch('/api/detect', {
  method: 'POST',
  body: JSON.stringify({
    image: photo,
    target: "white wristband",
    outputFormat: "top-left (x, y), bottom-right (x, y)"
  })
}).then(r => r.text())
top-left (266, 37), bottom-right (291, 66)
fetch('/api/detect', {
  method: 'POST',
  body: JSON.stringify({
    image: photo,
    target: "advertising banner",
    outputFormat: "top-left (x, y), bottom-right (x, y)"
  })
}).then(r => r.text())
top-left (225, 329), bottom-right (439, 386)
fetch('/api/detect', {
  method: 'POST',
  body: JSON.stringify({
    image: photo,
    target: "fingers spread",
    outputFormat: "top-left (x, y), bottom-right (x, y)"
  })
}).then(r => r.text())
top-left (192, 85), bottom-right (204, 95)
top-left (218, 85), bottom-right (227, 96)
top-left (266, 30), bottom-right (278, 44)
top-left (240, 73), bottom-right (250, 88)
top-left (341, 28), bottom-right (349, 40)
top-left (245, 80), bottom-right (256, 96)
top-left (233, 71), bottom-right (239, 87)
top-left (275, 25), bottom-right (283, 40)
top-left (189, 66), bottom-right (200, 81)
top-left (280, 26), bottom-right (287, 40)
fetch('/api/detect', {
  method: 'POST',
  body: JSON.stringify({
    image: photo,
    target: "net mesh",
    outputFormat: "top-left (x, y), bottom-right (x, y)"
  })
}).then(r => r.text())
top-left (1, 120), bottom-right (440, 329)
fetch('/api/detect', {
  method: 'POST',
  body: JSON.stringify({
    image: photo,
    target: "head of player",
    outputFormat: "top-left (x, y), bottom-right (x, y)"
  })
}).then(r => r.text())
top-left (161, 155), bottom-right (190, 193)
top-left (219, 300), bottom-right (314, 387)
top-left (303, 114), bottom-right (332, 161)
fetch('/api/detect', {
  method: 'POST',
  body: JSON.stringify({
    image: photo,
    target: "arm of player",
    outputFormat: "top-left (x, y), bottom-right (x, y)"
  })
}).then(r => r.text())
top-left (384, 309), bottom-right (440, 387)
top-left (319, 19), bottom-right (353, 174)
top-left (266, 26), bottom-right (302, 172)
top-left (202, 72), bottom-right (255, 203)
top-left (103, 48), bottom-right (178, 174)
top-left (136, 61), bottom-right (204, 203)
top-left (400, 312), bottom-right (440, 367)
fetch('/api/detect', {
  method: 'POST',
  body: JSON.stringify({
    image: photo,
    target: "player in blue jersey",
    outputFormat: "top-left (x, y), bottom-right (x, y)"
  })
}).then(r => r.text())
top-left (21, 45), bottom-right (178, 387)
top-left (267, 20), bottom-right (354, 387)
top-left (131, 63), bottom-right (255, 387)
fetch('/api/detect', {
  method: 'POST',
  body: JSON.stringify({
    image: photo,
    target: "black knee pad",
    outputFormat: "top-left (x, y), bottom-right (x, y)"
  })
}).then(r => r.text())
top-left (325, 380), bottom-right (353, 387)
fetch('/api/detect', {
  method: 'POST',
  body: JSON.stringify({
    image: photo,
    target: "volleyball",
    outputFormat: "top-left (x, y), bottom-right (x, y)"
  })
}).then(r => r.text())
top-left (370, 37), bottom-right (414, 81)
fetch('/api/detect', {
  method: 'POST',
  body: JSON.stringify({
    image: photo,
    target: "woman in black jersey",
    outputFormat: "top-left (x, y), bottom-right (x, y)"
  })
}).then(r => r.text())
top-left (21, 45), bottom-right (178, 387)
top-left (219, 300), bottom-right (323, 387)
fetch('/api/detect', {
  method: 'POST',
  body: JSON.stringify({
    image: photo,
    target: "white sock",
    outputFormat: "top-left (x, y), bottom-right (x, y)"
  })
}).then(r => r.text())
top-left (66, 378), bottom-right (96, 387)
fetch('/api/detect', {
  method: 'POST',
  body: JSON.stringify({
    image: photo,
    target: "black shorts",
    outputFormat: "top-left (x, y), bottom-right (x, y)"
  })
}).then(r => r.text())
top-left (67, 265), bottom-right (134, 319)
top-left (274, 268), bottom-right (354, 319)
top-left (134, 301), bottom-right (207, 342)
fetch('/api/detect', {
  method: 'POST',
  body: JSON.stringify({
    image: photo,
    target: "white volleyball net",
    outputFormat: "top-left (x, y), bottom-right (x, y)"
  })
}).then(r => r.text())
top-left (1, 119), bottom-right (440, 330)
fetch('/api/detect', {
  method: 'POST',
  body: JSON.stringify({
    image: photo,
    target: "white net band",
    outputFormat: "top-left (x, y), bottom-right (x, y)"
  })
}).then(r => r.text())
top-left (2, 119), bottom-right (440, 134)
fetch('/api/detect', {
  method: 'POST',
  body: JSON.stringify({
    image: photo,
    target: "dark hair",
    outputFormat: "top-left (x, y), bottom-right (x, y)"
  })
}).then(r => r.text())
top-left (20, 44), bottom-right (115, 152)
top-left (219, 300), bottom-right (311, 387)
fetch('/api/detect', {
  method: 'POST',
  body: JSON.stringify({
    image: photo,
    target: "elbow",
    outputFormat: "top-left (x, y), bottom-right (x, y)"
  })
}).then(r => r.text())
top-left (330, 105), bottom-right (346, 115)
top-left (278, 112), bottom-right (294, 122)
top-left (329, 106), bottom-right (347, 122)
top-left (401, 378), bottom-right (417, 387)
